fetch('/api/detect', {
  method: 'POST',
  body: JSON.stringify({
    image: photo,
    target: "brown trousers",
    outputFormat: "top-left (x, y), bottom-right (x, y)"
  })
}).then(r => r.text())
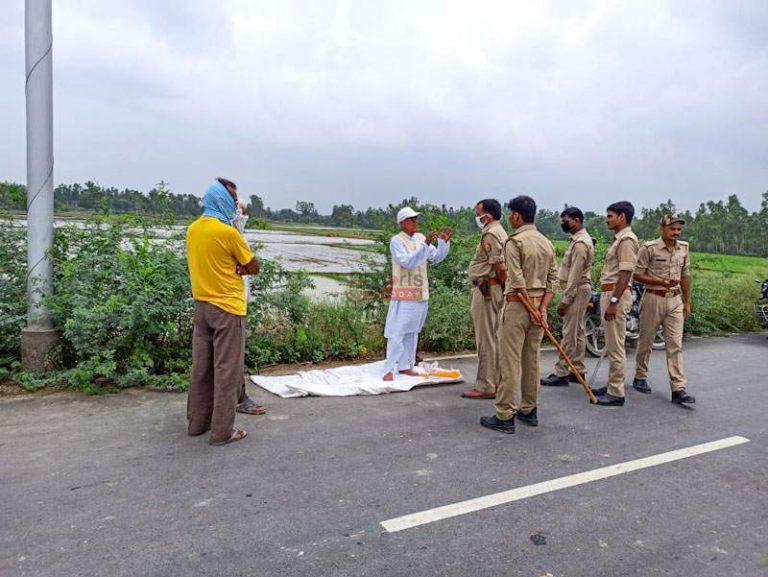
top-left (470, 284), bottom-right (504, 394)
top-left (496, 299), bottom-right (544, 420)
top-left (554, 284), bottom-right (591, 377)
top-left (187, 301), bottom-right (246, 443)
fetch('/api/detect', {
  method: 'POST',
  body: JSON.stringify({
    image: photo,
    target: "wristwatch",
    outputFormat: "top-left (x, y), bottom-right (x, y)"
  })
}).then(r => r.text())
top-left (609, 296), bottom-right (620, 304)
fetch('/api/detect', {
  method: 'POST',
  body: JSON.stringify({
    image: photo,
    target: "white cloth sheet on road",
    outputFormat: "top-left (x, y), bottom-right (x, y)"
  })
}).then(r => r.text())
top-left (250, 360), bottom-right (463, 398)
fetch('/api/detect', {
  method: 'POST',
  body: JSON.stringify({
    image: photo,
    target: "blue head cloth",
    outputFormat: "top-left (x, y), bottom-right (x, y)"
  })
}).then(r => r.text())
top-left (201, 180), bottom-right (236, 225)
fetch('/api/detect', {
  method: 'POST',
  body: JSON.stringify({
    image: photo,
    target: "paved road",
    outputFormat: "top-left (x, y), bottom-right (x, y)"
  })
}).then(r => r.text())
top-left (2, 334), bottom-right (766, 577)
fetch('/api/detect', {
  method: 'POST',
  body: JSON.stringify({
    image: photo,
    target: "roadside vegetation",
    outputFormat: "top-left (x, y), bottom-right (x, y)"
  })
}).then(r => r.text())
top-left (1, 185), bottom-right (766, 394)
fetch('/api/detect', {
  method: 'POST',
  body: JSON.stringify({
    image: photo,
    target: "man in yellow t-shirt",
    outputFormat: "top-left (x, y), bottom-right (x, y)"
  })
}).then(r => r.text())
top-left (186, 178), bottom-right (260, 446)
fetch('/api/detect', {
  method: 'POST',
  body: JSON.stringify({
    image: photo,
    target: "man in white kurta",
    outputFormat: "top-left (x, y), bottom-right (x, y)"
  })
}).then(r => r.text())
top-left (383, 207), bottom-right (451, 380)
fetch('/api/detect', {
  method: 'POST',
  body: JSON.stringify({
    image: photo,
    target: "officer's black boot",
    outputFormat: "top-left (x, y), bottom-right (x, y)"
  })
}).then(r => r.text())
top-left (632, 378), bottom-right (652, 394)
top-left (541, 374), bottom-right (569, 387)
top-left (672, 389), bottom-right (696, 404)
top-left (517, 408), bottom-right (539, 427)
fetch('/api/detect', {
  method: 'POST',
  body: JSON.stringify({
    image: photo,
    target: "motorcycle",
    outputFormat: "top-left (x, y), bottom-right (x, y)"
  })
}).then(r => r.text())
top-left (584, 281), bottom-right (665, 357)
top-left (756, 278), bottom-right (768, 333)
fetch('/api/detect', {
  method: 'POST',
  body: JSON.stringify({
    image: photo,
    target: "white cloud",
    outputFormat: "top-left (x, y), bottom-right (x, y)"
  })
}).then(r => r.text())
top-left (1, 0), bottom-right (766, 211)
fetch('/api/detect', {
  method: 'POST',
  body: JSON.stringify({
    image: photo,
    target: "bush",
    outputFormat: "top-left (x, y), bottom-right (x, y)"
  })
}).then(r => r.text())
top-left (422, 289), bottom-right (474, 352)
top-left (46, 215), bottom-right (194, 392)
top-left (686, 274), bottom-right (761, 334)
top-left (245, 257), bottom-right (386, 366)
top-left (0, 222), bottom-right (27, 367)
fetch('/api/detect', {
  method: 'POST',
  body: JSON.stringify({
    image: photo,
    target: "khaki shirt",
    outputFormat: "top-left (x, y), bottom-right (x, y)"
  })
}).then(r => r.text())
top-left (468, 220), bottom-right (508, 280)
top-left (504, 224), bottom-right (558, 297)
top-left (559, 227), bottom-right (594, 305)
top-left (635, 238), bottom-right (690, 291)
top-left (600, 226), bottom-right (640, 285)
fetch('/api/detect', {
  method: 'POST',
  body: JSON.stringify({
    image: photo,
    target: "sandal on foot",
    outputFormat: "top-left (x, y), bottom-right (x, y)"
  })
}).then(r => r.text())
top-left (236, 398), bottom-right (267, 415)
top-left (209, 428), bottom-right (247, 446)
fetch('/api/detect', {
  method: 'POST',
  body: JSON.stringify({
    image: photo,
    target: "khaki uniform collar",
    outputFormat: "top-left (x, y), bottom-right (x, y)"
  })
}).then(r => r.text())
top-left (613, 226), bottom-right (634, 241)
top-left (570, 228), bottom-right (590, 242)
top-left (483, 219), bottom-right (502, 232)
top-left (655, 237), bottom-right (679, 253)
top-left (512, 223), bottom-right (537, 236)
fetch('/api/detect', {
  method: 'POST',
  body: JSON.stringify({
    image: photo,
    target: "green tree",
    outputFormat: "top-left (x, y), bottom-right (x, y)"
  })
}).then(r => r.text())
top-left (330, 204), bottom-right (356, 227)
top-left (249, 194), bottom-right (266, 218)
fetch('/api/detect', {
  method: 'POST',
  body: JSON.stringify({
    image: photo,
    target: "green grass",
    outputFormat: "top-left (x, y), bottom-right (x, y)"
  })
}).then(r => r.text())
top-left (553, 238), bottom-right (767, 279)
top-left (691, 252), bottom-right (767, 277)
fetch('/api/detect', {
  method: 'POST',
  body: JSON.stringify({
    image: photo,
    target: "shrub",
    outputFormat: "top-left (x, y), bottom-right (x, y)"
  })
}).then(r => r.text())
top-left (0, 222), bottom-right (27, 367)
top-left (686, 274), bottom-right (761, 334)
top-left (45, 215), bottom-right (194, 391)
top-left (421, 289), bottom-right (474, 352)
top-left (246, 269), bottom-right (386, 367)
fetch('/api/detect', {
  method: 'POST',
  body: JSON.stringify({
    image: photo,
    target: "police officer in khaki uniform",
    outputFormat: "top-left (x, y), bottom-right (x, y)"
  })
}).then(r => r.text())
top-left (481, 196), bottom-right (558, 434)
top-left (463, 199), bottom-right (509, 399)
top-left (541, 207), bottom-right (594, 387)
top-left (631, 214), bottom-right (695, 404)
top-left (591, 201), bottom-right (640, 406)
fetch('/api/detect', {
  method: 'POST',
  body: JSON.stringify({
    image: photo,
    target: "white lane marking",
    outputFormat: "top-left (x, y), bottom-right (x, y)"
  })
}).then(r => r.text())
top-left (381, 435), bottom-right (750, 533)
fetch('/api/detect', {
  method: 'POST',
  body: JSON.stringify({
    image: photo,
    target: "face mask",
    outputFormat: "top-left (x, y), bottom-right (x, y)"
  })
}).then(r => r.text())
top-left (475, 215), bottom-right (486, 229)
top-left (560, 222), bottom-right (572, 234)
top-left (232, 212), bottom-right (248, 233)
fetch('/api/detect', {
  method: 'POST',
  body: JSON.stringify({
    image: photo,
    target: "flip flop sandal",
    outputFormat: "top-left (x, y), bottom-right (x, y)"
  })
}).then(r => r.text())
top-left (236, 398), bottom-right (267, 415)
top-left (209, 428), bottom-right (247, 446)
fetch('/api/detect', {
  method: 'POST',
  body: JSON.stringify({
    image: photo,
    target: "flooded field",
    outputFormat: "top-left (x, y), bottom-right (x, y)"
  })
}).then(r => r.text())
top-left (9, 219), bottom-right (385, 299)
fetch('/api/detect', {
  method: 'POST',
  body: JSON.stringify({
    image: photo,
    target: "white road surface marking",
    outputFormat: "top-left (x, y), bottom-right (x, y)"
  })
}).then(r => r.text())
top-left (381, 435), bottom-right (750, 533)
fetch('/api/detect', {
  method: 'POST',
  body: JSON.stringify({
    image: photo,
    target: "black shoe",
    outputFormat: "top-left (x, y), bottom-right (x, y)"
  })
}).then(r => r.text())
top-left (517, 408), bottom-right (538, 427)
top-left (672, 390), bottom-right (696, 404)
top-left (480, 415), bottom-right (516, 434)
top-left (541, 374), bottom-right (569, 387)
top-left (632, 378), bottom-right (652, 394)
top-left (568, 372), bottom-right (586, 384)
top-left (590, 386), bottom-right (607, 396)
top-left (595, 392), bottom-right (625, 406)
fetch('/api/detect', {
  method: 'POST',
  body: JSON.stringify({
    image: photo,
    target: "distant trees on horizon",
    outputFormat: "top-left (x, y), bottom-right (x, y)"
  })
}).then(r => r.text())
top-left (1, 180), bottom-right (766, 257)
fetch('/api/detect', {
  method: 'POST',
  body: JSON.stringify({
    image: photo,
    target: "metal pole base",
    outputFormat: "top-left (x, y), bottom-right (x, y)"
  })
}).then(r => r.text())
top-left (21, 328), bottom-right (58, 372)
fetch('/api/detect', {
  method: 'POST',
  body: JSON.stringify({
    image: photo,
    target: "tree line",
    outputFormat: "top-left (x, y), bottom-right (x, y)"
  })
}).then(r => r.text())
top-left (0, 180), bottom-right (201, 217)
top-left (1, 180), bottom-right (766, 256)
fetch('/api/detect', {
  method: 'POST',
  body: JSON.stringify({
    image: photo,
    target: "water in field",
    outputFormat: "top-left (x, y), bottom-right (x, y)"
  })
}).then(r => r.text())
top-left (305, 275), bottom-right (349, 301)
top-left (10, 219), bottom-right (384, 299)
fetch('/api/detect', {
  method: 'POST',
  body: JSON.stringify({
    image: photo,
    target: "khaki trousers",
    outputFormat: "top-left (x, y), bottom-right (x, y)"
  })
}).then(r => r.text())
top-left (496, 299), bottom-right (544, 420)
top-left (634, 293), bottom-right (687, 391)
top-left (470, 284), bottom-right (504, 394)
top-left (554, 284), bottom-right (591, 377)
top-left (187, 301), bottom-right (245, 443)
top-left (601, 290), bottom-right (633, 398)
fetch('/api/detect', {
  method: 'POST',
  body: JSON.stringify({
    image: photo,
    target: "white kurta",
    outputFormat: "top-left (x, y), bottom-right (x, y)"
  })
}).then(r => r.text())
top-left (383, 235), bottom-right (450, 374)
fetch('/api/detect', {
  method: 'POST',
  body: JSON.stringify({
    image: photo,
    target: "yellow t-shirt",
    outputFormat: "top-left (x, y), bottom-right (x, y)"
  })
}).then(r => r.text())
top-left (186, 216), bottom-right (255, 316)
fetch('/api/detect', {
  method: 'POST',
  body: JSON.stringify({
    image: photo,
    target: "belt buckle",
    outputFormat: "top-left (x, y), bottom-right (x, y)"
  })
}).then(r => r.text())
top-left (665, 289), bottom-right (675, 297)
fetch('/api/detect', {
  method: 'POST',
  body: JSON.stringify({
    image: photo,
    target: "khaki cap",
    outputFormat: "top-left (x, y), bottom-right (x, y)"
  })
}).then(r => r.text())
top-left (660, 213), bottom-right (685, 226)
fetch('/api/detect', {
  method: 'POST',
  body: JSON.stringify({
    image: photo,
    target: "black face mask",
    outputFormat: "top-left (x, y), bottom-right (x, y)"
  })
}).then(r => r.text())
top-left (560, 222), bottom-right (572, 234)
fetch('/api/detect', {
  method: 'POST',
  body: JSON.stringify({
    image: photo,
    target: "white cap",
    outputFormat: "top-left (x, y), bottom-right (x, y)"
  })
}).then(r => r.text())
top-left (397, 206), bottom-right (421, 223)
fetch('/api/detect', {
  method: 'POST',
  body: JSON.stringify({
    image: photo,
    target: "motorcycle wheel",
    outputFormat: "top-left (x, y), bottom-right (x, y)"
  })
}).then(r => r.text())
top-left (652, 329), bottom-right (665, 350)
top-left (585, 313), bottom-right (605, 357)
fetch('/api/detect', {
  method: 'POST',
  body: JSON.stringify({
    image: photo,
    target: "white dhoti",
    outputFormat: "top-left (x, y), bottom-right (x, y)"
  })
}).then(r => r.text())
top-left (383, 300), bottom-right (429, 374)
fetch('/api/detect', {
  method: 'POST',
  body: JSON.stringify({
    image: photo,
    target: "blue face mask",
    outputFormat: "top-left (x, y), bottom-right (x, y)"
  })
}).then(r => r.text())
top-left (201, 181), bottom-right (237, 225)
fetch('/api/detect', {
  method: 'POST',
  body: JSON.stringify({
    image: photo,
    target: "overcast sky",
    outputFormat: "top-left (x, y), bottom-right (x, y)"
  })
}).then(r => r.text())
top-left (1, 0), bottom-right (767, 213)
